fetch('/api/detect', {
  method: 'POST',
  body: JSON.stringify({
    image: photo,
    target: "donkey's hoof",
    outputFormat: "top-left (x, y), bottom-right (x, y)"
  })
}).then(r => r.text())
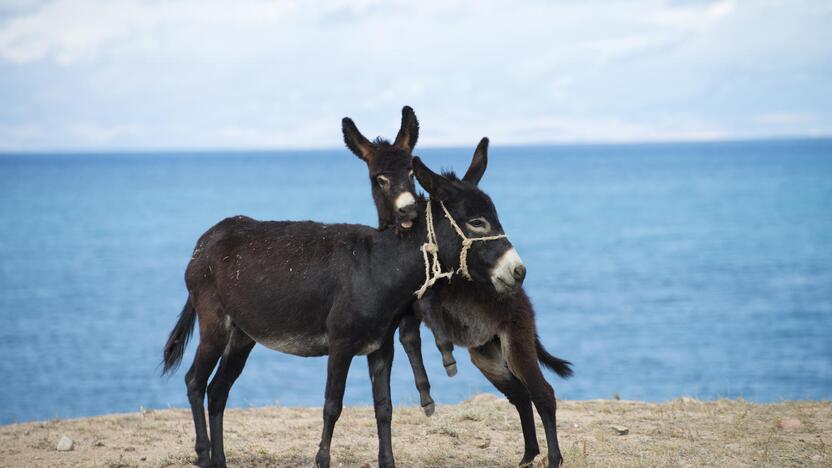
top-left (444, 362), bottom-right (458, 377)
top-left (422, 401), bottom-right (435, 417)
top-left (518, 457), bottom-right (535, 467)
top-left (548, 451), bottom-right (564, 467)
top-left (315, 451), bottom-right (330, 468)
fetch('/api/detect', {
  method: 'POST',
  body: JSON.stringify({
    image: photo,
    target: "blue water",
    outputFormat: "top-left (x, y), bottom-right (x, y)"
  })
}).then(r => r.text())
top-left (1, 139), bottom-right (831, 424)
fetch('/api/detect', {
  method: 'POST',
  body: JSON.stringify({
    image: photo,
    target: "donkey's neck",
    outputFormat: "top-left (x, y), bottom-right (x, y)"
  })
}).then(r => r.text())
top-left (366, 200), bottom-right (437, 295)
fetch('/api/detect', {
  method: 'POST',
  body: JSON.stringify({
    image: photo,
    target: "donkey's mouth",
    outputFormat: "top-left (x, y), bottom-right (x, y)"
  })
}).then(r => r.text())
top-left (400, 220), bottom-right (413, 229)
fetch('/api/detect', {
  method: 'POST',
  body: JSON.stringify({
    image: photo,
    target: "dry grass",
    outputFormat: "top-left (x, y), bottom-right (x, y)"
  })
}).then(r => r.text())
top-left (1, 394), bottom-right (829, 467)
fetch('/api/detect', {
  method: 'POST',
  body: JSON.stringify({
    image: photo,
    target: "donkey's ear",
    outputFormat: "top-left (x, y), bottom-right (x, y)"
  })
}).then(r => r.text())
top-left (393, 106), bottom-right (419, 153)
top-left (413, 157), bottom-right (456, 201)
top-left (342, 117), bottom-right (374, 161)
top-left (463, 137), bottom-right (489, 185)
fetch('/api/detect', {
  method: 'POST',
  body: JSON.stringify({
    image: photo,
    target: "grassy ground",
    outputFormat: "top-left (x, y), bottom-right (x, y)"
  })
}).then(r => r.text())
top-left (1, 394), bottom-right (829, 467)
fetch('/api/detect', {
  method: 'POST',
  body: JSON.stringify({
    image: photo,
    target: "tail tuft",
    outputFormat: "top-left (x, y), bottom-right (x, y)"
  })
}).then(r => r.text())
top-left (162, 298), bottom-right (196, 375)
top-left (536, 336), bottom-right (573, 379)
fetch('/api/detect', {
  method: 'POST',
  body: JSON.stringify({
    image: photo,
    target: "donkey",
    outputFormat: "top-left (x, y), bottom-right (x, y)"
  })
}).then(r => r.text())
top-left (343, 115), bottom-right (572, 467)
top-left (161, 145), bottom-right (525, 467)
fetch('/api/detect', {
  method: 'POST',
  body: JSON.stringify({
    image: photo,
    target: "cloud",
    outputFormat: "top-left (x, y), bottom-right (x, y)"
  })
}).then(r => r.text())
top-left (0, 0), bottom-right (830, 150)
top-left (753, 112), bottom-right (816, 126)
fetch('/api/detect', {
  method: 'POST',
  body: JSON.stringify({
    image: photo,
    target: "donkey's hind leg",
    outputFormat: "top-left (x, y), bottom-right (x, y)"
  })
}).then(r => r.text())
top-left (207, 326), bottom-right (255, 468)
top-left (398, 310), bottom-right (435, 416)
top-left (183, 294), bottom-right (228, 468)
top-left (470, 340), bottom-right (540, 467)
top-left (503, 332), bottom-right (563, 467)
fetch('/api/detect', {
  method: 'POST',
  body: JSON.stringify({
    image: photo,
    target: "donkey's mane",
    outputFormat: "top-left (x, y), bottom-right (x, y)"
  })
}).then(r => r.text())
top-left (373, 137), bottom-right (392, 146)
top-left (440, 170), bottom-right (459, 181)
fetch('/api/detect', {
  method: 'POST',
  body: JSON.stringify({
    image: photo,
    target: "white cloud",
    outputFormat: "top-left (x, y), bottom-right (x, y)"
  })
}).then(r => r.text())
top-left (0, 0), bottom-right (830, 150)
top-left (0, 123), bottom-right (43, 142)
top-left (67, 122), bottom-right (144, 143)
top-left (754, 112), bottom-right (815, 126)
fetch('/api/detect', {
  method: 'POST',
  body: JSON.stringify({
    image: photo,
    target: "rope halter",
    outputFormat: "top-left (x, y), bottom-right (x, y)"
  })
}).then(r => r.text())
top-left (414, 199), bottom-right (507, 299)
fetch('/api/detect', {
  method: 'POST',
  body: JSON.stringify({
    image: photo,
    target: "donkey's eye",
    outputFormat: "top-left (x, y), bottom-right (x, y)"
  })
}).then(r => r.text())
top-left (376, 175), bottom-right (390, 187)
top-left (466, 218), bottom-right (490, 232)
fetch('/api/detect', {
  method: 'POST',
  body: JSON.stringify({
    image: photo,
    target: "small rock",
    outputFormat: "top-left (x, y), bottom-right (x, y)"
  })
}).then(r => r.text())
top-left (360, 464), bottom-right (371, 468)
top-left (778, 418), bottom-right (802, 431)
top-left (93, 440), bottom-right (105, 447)
top-left (56, 436), bottom-right (74, 451)
top-left (611, 425), bottom-right (629, 435)
top-left (475, 437), bottom-right (491, 449)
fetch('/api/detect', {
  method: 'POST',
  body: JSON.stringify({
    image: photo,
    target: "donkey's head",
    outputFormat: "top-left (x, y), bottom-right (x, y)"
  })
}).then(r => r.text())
top-left (342, 106), bottom-right (419, 234)
top-left (413, 138), bottom-right (526, 295)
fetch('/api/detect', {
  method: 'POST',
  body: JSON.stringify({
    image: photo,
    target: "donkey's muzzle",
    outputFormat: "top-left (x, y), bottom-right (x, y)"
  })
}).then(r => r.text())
top-left (395, 192), bottom-right (418, 229)
top-left (396, 205), bottom-right (417, 230)
top-left (398, 204), bottom-right (417, 220)
top-left (491, 247), bottom-right (525, 295)
top-left (512, 263), bottom-right (526, 283)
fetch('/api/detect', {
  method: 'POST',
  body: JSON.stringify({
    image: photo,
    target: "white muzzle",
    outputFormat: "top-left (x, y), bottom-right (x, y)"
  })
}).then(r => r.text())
top-left (490, 247), bottom-right (524, 294)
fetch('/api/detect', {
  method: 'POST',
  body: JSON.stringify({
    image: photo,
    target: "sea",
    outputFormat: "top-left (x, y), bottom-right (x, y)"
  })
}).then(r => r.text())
top-left (1, 139), bottom-right (830, 424)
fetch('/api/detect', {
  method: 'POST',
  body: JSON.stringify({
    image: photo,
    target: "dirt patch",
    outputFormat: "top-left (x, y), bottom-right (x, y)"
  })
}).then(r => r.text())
top-left (1, 396), bottom-right (829, 467)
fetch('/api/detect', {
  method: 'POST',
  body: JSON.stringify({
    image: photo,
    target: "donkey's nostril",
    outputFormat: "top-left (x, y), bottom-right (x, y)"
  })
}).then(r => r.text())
top-left (398, 205), bottom-right (417, 220)
top-left (512, 264), bottom-right (526, 282)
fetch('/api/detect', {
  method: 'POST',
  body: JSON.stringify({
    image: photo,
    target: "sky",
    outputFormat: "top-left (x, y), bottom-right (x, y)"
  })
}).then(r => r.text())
top-left (0, 0), bottom-right (830, 151)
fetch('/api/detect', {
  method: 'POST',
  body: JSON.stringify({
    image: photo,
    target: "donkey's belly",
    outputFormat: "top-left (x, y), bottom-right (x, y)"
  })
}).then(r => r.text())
top-left (255, 332), bottom-right (329, 357)
top-left (230, 310), bottom-right (330, 357)
top-left (250, 330), bottom-right (382, 356)
top-left (436, 306), bottom-right (499, 348)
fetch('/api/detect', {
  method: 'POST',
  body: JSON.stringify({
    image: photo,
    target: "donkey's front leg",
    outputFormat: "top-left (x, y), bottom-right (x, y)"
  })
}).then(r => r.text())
top-left (417, 291), bottom-right (458, 376)
top-left (368, 336), bottom-right (396, 468)
top-left (504, 333), bottom-right (563, 467)
top-left (315, 346), bottom-right (355, 468)
top-left (435, 335), bottom-right (457, 376)
top-left (398, 311), bottom-right (435, 415)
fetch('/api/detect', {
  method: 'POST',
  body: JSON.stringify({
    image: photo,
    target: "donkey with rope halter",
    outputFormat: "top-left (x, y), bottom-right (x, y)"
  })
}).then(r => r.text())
top-left (343, 108), bottom-right (572, 467)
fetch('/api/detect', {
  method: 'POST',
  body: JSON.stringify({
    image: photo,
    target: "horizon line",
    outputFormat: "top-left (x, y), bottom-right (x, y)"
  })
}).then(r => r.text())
top-left (1, 134), bottom-right (830, 156)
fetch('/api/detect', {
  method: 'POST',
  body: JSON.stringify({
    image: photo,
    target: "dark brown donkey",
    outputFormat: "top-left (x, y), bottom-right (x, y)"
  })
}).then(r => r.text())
top-left (161, 135), bottom-right (526, 467)
top-left (343, 113), bottom-right (572, 467)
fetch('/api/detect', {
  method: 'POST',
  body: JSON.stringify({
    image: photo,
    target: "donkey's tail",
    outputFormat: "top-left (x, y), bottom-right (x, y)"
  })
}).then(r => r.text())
top-left (536, 336), bottom-right (573, 379)
top-left (162, 298), bottom-right (197, 375)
